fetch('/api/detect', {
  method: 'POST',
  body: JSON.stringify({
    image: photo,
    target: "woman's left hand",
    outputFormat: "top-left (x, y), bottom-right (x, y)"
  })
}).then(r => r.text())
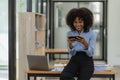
top-left (77, 36), bottom-right (88, 49)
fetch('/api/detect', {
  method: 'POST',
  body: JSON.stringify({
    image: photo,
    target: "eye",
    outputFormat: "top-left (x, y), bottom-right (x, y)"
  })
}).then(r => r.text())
top-left (79, 20), bottom-right (84, 23)
top-left (79, 21), bottom-right (82, 23)
top-left (74, 21), bottom-right (77, 23)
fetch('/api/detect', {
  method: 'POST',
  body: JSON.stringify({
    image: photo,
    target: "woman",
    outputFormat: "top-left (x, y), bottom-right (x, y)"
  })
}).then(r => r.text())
top-left (60, 7), bottom-right (97, 80)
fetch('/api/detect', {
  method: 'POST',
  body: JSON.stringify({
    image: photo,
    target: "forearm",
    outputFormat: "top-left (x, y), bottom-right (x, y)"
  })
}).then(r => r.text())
top-left (83, 42), bottom-right (88, 49)
top-left (69, 43), bottom-right (73, 49)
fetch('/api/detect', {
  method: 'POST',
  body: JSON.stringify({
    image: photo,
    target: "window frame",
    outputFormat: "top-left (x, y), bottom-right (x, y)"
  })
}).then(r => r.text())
top-left (47, 0), bottom-right (107, 61)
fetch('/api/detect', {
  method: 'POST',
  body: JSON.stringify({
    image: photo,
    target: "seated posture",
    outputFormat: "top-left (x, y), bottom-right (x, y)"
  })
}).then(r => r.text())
top-left (60, 7), bottom-right (97, 80)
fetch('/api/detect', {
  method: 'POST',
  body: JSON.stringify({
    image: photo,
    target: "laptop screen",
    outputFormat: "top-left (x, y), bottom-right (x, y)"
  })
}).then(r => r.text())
top-left (27, 55), bottom-right (49, 70)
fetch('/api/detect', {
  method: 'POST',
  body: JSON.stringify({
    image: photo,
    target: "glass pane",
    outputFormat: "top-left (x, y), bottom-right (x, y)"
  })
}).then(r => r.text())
top-left (32, 0), bottom-right (36, 12)
top-left (0, 0), bottom-right (8, 80)
top-left (43, 2), bottom-right (46, 14)
top-left (79, 2), bottom-right (103, 59)
top-left (32, 0), bottom-right (46, 14)
top-left (54, 2), bottom-right (77, 49)
top-left (54, 2), bottom-right (104, 59)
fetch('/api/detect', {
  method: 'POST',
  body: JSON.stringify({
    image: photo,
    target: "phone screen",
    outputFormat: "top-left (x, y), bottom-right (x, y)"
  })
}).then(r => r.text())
top-left (68, 36), bottom-right (83, 40)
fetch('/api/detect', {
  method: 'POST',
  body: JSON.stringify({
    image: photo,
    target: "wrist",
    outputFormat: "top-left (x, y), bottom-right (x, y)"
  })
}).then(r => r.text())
top-left (69, 43), bottom-right (73, 49)
top-left (84, 42), bottom-right (88, 49)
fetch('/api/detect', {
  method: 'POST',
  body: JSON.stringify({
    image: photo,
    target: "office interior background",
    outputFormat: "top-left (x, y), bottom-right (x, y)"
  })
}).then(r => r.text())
top-left (0, 0), bottom-right (120, 80)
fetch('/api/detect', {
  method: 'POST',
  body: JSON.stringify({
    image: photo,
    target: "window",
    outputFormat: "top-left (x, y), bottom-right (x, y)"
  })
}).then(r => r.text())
top-left (0, 0), bottom-right (8, 70)
top-left (48, 0), bottom-right (107, 61)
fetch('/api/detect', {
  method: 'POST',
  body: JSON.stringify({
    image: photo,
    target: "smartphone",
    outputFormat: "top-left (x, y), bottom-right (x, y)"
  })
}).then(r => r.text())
top-left (68, 36), bottom-right (83, 40)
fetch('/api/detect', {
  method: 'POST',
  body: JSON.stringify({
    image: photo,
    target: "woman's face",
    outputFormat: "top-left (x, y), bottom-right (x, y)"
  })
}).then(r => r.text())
top-left (73, 17), bottom-right (84, 32)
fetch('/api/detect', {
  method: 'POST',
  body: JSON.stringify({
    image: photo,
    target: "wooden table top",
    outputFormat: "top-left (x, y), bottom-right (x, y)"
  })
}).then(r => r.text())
top-left (27, 70), bottom-right (116, 75)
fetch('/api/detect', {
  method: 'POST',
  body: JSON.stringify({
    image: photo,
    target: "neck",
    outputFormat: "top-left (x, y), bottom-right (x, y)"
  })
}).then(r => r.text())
top-left (77, 31), bottom-right (81, 34)
top-left (77, 29), bottom-right (83, 34)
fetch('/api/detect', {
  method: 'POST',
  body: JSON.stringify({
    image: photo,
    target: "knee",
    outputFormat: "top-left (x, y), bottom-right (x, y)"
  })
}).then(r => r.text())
top-left (60, 72), bottom-right (74, 80)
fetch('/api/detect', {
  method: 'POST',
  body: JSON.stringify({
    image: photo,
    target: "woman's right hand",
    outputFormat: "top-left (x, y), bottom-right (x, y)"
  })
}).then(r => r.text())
top-left (67, 38), bottom-right (74, 49)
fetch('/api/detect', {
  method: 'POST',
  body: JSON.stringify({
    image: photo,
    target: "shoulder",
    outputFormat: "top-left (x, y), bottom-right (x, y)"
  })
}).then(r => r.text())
top-left (89, 29), bottom-right (95, 34)
top-left (89, 29), bottom-right (97, 38)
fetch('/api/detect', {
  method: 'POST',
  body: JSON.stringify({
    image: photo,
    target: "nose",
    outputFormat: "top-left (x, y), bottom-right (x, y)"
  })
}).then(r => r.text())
top-left (77, 23), bottom-right (81, 26)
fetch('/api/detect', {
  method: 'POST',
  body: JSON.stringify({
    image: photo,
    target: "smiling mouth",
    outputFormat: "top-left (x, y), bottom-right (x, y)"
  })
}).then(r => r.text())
top-left (76, 27), bottom-right (83, 32)
top-left (77, 27), bottom-right (81, 30)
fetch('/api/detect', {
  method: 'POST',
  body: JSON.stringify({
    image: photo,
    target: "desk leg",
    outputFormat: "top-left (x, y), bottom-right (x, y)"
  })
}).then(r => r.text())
top-left (113, 75), bottom-right (115, 80)
top-left (34, 76), bottom-right (36, 80)
top-left (28, 74), bottom-right (30, 80)
top-left (110, 75), bottom-right (115, 80)
top-left (109, 77), bottom-right (112, 80)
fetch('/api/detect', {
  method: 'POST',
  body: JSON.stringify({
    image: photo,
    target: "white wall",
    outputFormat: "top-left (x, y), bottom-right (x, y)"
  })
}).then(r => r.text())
top-left (108, 0), bottom-right (120, 65)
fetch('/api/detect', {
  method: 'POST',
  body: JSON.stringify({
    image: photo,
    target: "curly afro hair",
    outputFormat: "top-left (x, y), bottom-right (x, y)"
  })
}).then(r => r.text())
top-left (66, 7), bottom-right (93, 32)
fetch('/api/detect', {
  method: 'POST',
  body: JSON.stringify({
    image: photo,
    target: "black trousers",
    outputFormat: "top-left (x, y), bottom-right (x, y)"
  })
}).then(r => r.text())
top-left (60, 51), bottom-right (94, 80)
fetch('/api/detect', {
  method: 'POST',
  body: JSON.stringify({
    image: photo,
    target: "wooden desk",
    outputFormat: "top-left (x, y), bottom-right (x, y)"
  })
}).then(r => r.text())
top-left (27, 70), bottom-right (116, 80)
top-left (41, 49), bottom-right (115, 80)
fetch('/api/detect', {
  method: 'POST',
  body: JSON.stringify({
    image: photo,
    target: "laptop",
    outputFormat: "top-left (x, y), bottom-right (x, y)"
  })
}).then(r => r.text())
top-left (27, 55), bottom-right (52, 70)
